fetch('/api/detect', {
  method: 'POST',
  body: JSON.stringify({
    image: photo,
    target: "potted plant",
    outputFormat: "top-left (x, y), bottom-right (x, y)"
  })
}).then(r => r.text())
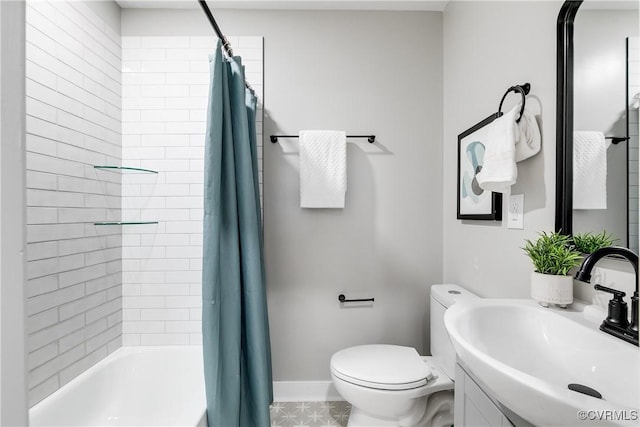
top-left (523, 231), bottom-right (582, 307)
top-left (572, 230), bottom-right (616, 254)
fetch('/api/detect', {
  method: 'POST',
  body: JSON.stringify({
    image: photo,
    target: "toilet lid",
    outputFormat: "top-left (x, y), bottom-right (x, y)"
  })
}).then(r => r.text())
top-left (331, 345), bottom-right (433, 390)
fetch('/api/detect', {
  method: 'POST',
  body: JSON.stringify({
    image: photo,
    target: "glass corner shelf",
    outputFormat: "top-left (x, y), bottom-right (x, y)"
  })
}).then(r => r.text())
top-left (94, 221), bottom-right (159, 226)
top-left (94, 165), bottom-right (158, 174)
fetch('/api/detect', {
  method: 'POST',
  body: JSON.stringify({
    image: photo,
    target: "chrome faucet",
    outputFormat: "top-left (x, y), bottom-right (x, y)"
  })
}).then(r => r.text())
top-left (574, 246), bottom-right (638, 346)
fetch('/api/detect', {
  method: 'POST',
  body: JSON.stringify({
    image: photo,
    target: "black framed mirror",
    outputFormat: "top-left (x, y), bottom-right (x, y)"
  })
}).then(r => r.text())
top-left (555, 0), bottom-right (582, 235)
top-left (556, 0), bottom-right (638, 253)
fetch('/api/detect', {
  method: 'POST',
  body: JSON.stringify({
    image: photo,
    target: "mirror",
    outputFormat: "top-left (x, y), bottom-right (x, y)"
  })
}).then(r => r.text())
top-left (556, 0), bottom-right (639, 254)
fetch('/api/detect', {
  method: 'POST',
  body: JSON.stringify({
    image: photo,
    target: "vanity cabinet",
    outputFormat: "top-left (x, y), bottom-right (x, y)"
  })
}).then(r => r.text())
top-left (454, 363), bottom-right (514, 427)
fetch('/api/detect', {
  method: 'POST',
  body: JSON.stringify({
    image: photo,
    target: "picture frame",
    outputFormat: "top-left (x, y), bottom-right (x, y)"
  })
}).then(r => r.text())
top-left (457, 113), bottom-right (503, 221)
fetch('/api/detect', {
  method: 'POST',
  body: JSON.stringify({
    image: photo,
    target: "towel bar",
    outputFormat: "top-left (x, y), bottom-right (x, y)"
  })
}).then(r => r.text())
top-left (605, 136), bottom-right (629, 145)
top-left (338, 294), bottom-right (374, 303)
top-left (270, 135), bottom-right (375, 143)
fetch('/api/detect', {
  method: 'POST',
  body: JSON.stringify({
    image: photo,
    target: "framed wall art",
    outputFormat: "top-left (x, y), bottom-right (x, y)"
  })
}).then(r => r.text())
top-left (457, 113), bottom-right (503, 221)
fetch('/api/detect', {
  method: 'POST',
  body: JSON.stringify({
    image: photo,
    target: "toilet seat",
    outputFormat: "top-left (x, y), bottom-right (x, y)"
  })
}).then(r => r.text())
top-left (330, 345), bottom-right (435, 391)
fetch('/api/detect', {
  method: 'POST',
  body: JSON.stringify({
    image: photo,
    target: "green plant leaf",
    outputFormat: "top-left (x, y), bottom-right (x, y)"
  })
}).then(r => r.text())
top-left (572, 231), bottom-right (617, 254)
top-left (522, 231), bottom-right (582, 275)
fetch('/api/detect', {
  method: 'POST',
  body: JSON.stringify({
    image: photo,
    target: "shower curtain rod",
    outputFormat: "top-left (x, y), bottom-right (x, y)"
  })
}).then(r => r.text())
top-left (197, 0), bottom-right (252, 90)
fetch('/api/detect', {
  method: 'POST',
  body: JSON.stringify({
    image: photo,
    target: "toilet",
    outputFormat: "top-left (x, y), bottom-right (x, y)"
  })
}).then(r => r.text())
top-left (330, 284), bottom-right (477, 427)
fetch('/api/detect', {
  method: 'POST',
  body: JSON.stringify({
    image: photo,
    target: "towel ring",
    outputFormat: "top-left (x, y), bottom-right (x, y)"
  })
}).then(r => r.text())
top-left (498, 83), bottom-right (531, 123)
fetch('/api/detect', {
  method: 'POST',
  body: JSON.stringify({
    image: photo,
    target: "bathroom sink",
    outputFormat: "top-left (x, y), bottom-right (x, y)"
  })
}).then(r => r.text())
top-left (445, 299), bottom-right (640, 426)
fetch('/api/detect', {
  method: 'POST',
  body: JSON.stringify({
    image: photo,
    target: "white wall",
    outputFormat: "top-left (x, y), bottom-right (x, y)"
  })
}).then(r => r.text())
top-left (442, 1), bottom-right (561, 297)
top-left (120, 35), bottom-right (263, 346)
top-left (122, 8), bottom-right (444, 380)
top-left (0, 0), bottom-right (28, 424)
top-left (25, 0), bottom-right (122, 405)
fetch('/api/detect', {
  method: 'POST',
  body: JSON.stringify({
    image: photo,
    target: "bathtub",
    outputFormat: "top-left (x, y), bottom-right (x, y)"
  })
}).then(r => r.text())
top-left (29, 346), bottom-right (207, 427)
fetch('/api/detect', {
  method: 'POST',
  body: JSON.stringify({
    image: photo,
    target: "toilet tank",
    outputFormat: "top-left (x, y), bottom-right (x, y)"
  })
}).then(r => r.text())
top-left (430, 284), bottom-right (478, 380)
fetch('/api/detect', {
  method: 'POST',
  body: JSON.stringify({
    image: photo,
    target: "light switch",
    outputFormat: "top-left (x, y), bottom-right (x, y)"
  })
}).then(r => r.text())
top-left (508, 194), bottom-right (524, 229)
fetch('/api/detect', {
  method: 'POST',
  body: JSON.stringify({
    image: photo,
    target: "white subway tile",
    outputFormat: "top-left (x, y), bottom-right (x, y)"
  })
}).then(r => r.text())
top-left (85, 273), bottom-right (120, 295)
top-left (29, 375), bottom-right (60, 407)
top-left (139, 283), bottom-right (190, 296)
top-left (164, 97), bottom-right (208, 110)
top-left (122, 37), bottom-right (141, 49)
top-left (27, 314), bottom-right (84, 352)
top-left (140, 308), bottom-right (189, 321)
top-left (122, 122), bottom-right (165, 135)
top-left (28, 342), bottom-right (59, 371)
top-left (140, 60), bottom-right (190, 73)
top-left (139, 333), bottom-right (189, 346)
top-left (165, 296), bottom-right (201, 308)
top-left (189, 36), bottom-right (217, 49)
top-left (27, 308), bottom-right (59, 335)
top-left (141, 36), bottom-right (189, 49)
top-left (165, 197), bottom-right (202, 209)
top-left (27, 241), bottom-right (59, 262)
top-left (122, 321), bottom-right (165, 333)
top-left (59, 292), bottom-right (107, 321)
top-left (141, 258), bottom-right (190, 271)
top-left (165, 321), bottom-right (200, 333)
top-left (58, 318), bottom-right (107, 353)
top-left (27, 170), bottom-right (57, 191)
top-left (27, 278), bottom-right (58, 298)
top-left (189, 308), bottom-right (202, 321)
top-left (85, 325), bottom-right (120, 354)
top-left (27, 207), bottom-right (58, 225)
top-left (165, 147), bottom-right (204, 159)
top-left (166, 72), bottom-right (209, 85)
top-left (59, 346), bottom-right (107, 386)
top-left (85, 299), bottom-right (121, 325)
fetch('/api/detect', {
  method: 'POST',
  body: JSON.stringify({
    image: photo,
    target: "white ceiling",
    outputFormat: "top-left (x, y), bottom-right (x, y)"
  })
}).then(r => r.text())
top-left (115, 0), bottom-right (450, 11)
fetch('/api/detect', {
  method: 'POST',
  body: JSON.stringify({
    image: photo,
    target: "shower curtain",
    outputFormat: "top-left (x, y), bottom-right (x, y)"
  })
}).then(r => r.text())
top-left (202, 39), bottom-right (273, 427)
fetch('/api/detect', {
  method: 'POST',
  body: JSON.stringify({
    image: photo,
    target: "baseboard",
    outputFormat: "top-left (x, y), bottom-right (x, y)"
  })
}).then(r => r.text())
top-left (273, 381), bottom-right (344, 402)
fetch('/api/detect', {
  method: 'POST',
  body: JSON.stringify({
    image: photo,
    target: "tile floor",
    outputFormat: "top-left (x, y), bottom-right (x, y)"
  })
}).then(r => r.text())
top-left (270, 401), bottom-right (351, 427)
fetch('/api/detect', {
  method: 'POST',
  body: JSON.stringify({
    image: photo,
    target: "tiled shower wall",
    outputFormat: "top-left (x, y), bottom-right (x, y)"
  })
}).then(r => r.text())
top-left (628, 37), bottom-right (638, 254)
top-left (25, 1), bottom-right (122, 405)
top-left (121, 36), bottom-right (263, 345)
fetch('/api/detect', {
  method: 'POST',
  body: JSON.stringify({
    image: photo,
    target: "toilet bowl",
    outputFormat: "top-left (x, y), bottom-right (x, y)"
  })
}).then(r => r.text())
top-left (330, 284), bottom-right (477, 427)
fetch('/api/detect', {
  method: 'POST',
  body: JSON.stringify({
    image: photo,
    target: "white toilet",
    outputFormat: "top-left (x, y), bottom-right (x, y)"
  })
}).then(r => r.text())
top-left (330, 284), bottom-right (477, 427)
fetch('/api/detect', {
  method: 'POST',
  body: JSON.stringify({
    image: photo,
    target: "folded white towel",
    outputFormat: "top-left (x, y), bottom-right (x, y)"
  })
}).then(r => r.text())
top-left (299, 130), bottom-right (347, 208)
top-left (514, 106), bottom-right (541, 162)
top-left (573, 131), bottom-right (607, 210)
top-left (476, 107), bottom-right (518, 194)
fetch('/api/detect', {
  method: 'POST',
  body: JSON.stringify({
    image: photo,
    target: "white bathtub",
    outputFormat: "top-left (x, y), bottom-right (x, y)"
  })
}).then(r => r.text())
top-left (29, 346), bottom-right (207, 427)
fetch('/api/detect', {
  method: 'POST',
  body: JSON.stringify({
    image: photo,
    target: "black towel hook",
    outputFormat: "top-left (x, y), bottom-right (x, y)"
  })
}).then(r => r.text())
top-left (498, 83), bottom-right (531, 123)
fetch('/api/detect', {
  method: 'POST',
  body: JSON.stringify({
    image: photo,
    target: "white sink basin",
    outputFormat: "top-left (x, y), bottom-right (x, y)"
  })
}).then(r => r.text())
top-left (445, 299), bottom-right (640, 426)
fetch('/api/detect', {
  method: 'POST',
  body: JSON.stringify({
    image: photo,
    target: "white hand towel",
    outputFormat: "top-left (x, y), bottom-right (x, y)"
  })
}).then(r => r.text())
top-left (299, 130), bottom-right (347, 208)
top-left (476, 107), bottom-right (518, 194)
top-left (514, 106), bottom-right (541, 162)
top-left (573, 131), bottom-right (607, 210)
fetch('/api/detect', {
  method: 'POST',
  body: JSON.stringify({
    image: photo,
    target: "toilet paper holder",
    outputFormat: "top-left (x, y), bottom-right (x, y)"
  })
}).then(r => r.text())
top-left (338, 294), bottom-right (374, 303)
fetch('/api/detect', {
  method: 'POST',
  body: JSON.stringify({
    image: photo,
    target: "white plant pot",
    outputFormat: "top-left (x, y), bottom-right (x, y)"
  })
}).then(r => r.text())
top-left (530, 271), bottom-right (573, 307)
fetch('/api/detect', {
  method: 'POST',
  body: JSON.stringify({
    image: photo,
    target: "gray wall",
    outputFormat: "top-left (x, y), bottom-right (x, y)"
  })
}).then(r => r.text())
top-left (1, 1), bottom-right (28, 424)
top-left (122, 9), bottom-right (444, 380)
top-left (442, 1), bottom-right (561, 297)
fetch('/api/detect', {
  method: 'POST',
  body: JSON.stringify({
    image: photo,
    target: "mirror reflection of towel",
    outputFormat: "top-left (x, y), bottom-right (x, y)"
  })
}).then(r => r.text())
top-left (573, 131), bottom-right (607, 210)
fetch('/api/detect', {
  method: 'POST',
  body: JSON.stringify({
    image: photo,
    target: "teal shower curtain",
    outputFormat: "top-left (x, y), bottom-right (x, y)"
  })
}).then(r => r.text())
top-left (202, 39), bottom-right (273, 427)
